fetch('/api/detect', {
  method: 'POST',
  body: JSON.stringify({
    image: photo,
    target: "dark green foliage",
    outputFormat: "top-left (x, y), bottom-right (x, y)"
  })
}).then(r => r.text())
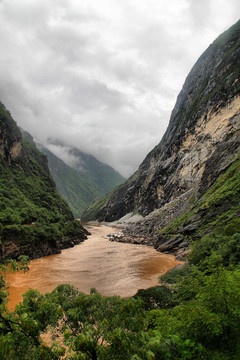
top-left (2, 267), bottom-right (240, 359)
top-left (186, 154), bottom-right (240, 268)
top-left (2, 224), bottom-right (61, 246)
top-left (52, 286), bottom-right (148, 360)
top-left (160, 264), bottom-right (193, 285)
top-left (0, 138), bottom-right (73, 225)
top-left (152, 266), bottom-right (240, 359)
top-left (189, 233), bottom-right (240, 269)
top-left (0, 103), bottom-right (86, 256)
top-left (0, 282), bottom-right (152, 360)
top-left (134, 285), bottom-right (174, 310)
top-left (0, 139), bottom-right (84, 250)
top-left (224, 217), bottom-right (240, 235)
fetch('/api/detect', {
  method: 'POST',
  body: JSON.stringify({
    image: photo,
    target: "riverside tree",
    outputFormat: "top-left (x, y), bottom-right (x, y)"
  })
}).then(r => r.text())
top-left (1, 256), bottom-right (240, 359)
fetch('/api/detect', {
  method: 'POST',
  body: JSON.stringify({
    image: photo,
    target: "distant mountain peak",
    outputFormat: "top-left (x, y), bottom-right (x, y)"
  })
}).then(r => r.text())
top-left (23, 137), bottom-right (126, 218)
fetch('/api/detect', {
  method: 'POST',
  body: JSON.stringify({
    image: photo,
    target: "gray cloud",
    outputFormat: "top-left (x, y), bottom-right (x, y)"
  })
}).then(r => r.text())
top-left (0, 0), bottom-right (239, 177)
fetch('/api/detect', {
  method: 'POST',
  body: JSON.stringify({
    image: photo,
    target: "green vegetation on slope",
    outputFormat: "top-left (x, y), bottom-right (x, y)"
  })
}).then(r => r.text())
top-left (40, 147), bottom-right (100, 218)
top-left (35, 143), bottom-right (125, 218)
top-left (0, 104), bottom-right (85, 257)
top-left (0, 138), bottom-right (73, 225)
top-left (81, 187), bottom-right (119, 221)
top-left (0, 138), bottom-right (84, 252)
top-left (159, 153), bottom-right (240, 268)
top-left (67, 147), bottom-right (126, 195)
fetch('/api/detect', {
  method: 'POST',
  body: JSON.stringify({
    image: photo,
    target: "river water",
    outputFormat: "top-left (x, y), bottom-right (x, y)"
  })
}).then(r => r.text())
top-left (6, 225), bottom-right (181, 310)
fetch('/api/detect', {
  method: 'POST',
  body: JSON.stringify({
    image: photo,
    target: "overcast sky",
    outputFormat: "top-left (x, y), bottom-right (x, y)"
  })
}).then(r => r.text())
top-left (0, 0), bottom-right (239, 177)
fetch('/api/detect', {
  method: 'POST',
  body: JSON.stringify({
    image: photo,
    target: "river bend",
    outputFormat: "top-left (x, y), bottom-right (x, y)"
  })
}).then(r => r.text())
top-left (7, 225), bottom-right (181, 310)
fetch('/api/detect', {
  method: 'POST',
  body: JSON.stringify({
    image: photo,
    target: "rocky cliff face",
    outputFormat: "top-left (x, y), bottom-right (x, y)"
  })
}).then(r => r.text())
top-left (0, 102), bottom-right (22, 164)
top-left (93, 20), bottom-right (240, 223)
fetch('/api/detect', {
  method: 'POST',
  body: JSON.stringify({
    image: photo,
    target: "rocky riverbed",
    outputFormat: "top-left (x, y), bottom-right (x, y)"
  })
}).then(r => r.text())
top-left (105, 190), bottom-right (194, 261)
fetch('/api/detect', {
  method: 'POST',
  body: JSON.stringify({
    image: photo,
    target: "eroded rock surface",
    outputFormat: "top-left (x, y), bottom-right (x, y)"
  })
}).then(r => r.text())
top-left (91, 21), bottom-right (240, 258)
top-left (96, 21), bottom-right (240, 222)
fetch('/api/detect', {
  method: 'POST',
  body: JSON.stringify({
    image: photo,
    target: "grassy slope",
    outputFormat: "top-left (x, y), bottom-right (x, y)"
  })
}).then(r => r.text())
top-left (40, 147), bottom-right (101, 218)
top-left (67, 147), bottom-right (126, 195)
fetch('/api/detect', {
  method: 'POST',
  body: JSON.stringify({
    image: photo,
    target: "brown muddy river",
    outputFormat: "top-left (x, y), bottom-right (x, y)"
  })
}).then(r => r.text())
top-left (6, 225), bottom-right (181, 310)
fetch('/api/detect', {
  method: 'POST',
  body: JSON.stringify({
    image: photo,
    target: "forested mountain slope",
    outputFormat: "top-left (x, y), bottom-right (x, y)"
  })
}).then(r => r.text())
top-left (0, 102), bottom-right (87, 260)
top-left (35, 143), bottom-right (100, 218)
top-left (65, 145), bottom-right (126, 195)
top-left (37, 141), bottom-right (125, 218)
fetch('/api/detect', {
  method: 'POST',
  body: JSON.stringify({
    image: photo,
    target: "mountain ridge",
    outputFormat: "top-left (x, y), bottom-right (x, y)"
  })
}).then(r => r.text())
top-left (39, 141), bottom-right (125, 217)
top-left (83, 20), bottom-right (240, 223)
top-left (39, 146), bottom-right (99, 218)
top-left (19, 130), bottom-right (125, 218)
